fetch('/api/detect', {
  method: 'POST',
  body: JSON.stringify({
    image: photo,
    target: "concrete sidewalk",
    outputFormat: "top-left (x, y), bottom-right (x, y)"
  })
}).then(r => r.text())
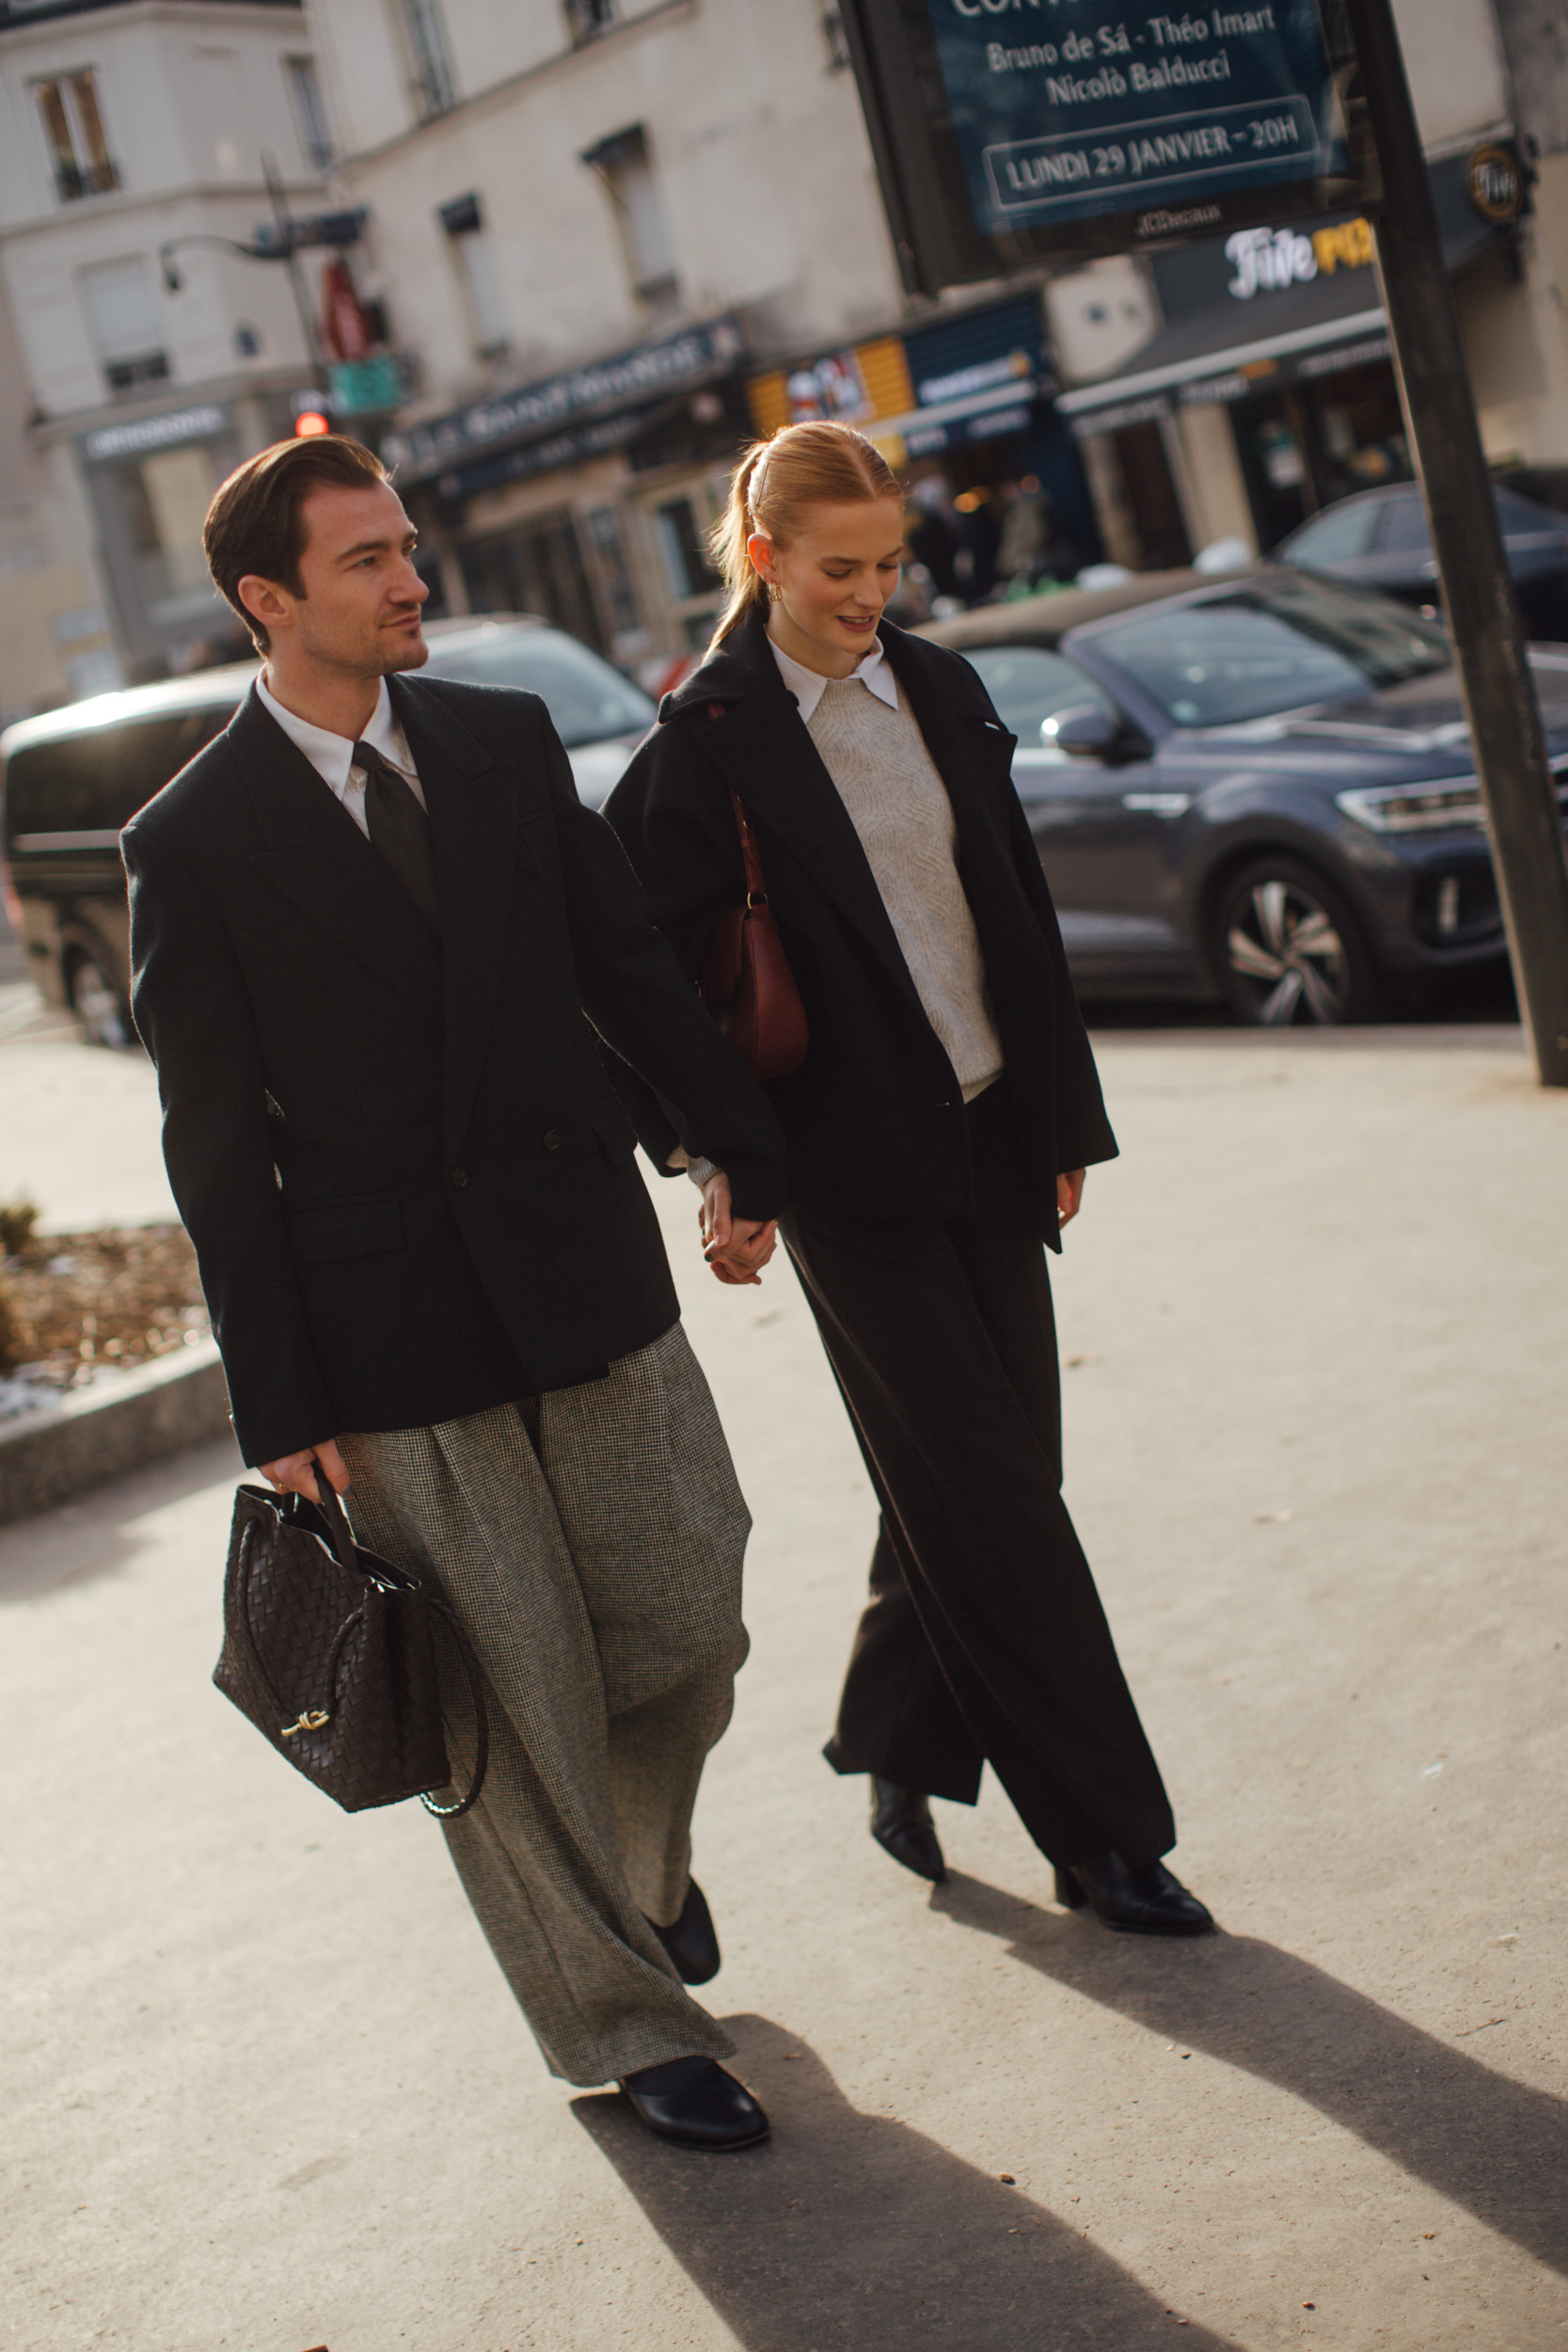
top-left (3, 1024), bottom-right (1566, 2351)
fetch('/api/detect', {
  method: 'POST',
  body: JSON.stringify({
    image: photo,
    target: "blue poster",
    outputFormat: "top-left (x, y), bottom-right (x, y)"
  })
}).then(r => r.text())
top-left (926, 1), bottom-right (1347, 235)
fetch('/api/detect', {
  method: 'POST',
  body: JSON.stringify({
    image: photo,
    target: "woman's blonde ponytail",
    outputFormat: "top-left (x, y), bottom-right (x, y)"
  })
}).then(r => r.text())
top-left (705, 421), bottom-right (903, 652)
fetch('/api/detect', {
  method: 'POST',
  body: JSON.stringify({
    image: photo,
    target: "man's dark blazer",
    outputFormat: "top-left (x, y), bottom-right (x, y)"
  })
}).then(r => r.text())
top-left (604, 607), bottom-right (1116, 1241)
top-left (121, 675), bottom-right (785, 1468)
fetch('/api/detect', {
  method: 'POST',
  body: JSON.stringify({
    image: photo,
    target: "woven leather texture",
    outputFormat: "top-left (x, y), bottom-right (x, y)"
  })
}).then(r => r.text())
top-left (214, 1485), bottom-right (460, 1814)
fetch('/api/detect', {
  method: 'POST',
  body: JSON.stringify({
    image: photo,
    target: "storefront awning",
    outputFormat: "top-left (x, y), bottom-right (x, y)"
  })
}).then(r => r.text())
top-left (1058, 156), bottom-right (1513, 434)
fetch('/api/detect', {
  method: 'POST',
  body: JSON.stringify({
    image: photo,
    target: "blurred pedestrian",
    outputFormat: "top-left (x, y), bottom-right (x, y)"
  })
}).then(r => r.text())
top-left (122, 434), bottom-right (787, 2151)
top-left (608, 421), bottom-right (1212, 1937)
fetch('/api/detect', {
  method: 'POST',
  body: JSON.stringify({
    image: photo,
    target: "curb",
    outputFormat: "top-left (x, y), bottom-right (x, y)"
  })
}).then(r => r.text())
top-left (0, 1342), bottom-right (236, 1527)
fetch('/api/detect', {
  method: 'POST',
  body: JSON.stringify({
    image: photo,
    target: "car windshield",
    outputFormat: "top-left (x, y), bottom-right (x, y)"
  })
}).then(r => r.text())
top-left (422, 626), bottom-right (656, 747)
top-left (1086, 576), bottom-right (1451, 727)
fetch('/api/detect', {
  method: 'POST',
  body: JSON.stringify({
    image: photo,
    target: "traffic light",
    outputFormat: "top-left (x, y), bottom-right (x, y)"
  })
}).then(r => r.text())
top-left (293, 409), bottom-right (330, 437)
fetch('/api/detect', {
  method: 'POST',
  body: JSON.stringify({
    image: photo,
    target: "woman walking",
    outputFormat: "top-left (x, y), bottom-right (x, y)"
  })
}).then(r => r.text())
top-left (607, 421), bottom-right (1211, 1934)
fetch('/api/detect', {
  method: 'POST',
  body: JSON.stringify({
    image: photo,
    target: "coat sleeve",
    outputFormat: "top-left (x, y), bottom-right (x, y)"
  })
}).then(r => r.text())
top-left (122, 820), bottom-right (339, 1465)
top-left (1002, 786), bottom-right (1118, 1173)
top-left (535, 716), bottom-right (786, 1221)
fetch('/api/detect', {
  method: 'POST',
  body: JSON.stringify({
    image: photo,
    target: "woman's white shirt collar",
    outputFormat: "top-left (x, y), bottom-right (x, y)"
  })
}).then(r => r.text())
top-left (768, 635), bottom-right (898, 723)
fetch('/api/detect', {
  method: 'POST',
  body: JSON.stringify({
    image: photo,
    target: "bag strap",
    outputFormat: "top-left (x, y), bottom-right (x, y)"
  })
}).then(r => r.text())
top-left (707, 703), bottom-right (768, 909)
top-left (312, 1469), bottom-right (357, 1568)
top-left (420, 1600), bottom-right (490, 1820)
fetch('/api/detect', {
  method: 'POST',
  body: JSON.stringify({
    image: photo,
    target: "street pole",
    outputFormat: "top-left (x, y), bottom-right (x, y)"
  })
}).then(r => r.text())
top-left (1343, 0), bottom-right (1568, 1086)
top-left (261, 149), bottom-right (328, 389)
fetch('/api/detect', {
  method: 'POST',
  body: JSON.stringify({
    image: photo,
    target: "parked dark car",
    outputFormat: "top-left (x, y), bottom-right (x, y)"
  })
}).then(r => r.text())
top-left (1275, 482), bottom-right (1568, 643)
top-left (0, 615), bottom-right (656, 1045)
top-left (922, 568), bottom-right (1568, 1025)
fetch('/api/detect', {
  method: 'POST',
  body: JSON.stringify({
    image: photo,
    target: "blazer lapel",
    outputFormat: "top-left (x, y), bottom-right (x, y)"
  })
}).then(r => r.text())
top-left (390, 677), bottom-right (517, 1163)
top-left (230, 688), bottom-right (441, 1014)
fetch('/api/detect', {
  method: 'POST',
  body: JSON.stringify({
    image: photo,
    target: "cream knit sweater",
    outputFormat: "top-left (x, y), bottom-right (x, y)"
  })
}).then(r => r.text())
top-left (808, 674), bottom-right (1004, 1100)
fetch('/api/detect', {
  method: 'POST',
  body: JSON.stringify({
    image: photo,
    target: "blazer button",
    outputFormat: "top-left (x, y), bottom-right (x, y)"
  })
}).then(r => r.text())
top-left (451, 1168), bottom-right (467, 1186)
top-left (543, 1129), bottom-right (562, 1151)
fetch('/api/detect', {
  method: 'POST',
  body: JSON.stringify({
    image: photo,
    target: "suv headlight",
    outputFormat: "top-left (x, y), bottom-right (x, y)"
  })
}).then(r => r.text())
top-left (1335, 780), bottom-right (1486, 833)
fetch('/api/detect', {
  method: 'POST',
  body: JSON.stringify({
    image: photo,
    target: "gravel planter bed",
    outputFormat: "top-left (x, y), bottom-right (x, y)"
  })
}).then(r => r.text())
top-left (1, 1224), bottom-right (209, 1409)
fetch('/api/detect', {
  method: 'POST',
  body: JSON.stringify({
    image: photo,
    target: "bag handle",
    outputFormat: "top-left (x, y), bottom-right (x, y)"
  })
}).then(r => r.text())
top-left (708, 702), bottom-right (769, 910)
top-left (311, 1461), bottom-right (490, 1820)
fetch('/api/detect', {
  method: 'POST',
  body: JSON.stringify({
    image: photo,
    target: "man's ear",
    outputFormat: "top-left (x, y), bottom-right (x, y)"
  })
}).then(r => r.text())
top-left (237, 573), bottom-right (292, 633)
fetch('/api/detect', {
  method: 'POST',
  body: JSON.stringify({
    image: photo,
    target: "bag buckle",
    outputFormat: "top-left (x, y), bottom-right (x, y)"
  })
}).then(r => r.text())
top-left (279, 1708), bottom-right (330, 1738)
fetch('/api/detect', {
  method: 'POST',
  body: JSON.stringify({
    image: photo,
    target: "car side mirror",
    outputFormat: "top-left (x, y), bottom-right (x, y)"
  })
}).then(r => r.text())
top-left (1045, 706), bottom-right (1120, 759)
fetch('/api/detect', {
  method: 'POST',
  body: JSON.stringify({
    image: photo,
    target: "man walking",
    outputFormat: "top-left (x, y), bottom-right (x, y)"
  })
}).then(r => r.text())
top-left (122, 435), bottom-right (784, 2151)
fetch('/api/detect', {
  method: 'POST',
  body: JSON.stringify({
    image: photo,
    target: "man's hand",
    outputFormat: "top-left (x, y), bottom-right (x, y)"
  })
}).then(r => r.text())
top-left (1057, 1168), bottom-right (1086, 1229)
top-left (259, 1437), bottom-right (351, 1502)
top-left (699, 1170), bottom-right (779, 1287)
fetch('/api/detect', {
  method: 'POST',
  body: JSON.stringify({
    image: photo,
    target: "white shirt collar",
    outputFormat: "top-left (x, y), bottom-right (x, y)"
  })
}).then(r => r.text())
top-left (768, 633), bottom-right (899, 723)
top-left (256, 672), bottom-right (415, 791)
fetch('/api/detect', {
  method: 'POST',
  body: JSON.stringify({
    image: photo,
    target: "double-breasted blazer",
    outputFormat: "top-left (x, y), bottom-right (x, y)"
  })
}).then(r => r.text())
top-left (604, 607), bottom-right (1116, 1239)
top-left (122, 675), bottom-right (785, 1467)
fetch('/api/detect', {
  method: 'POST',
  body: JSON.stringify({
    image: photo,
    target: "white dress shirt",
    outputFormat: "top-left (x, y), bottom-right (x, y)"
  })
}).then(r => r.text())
top-left (256, 672), bottom-right (427, 834)
top-left (768, 634), bottom-right (898, 721)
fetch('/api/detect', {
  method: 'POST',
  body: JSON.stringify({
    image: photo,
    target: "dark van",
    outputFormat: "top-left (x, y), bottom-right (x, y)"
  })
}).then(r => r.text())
top-left (0, 616), bottom-right (657, 1044)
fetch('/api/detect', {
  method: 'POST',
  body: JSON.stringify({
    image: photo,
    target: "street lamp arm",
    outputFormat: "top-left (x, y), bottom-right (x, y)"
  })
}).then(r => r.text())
top-left (158, 233), bottom-right (284, 292)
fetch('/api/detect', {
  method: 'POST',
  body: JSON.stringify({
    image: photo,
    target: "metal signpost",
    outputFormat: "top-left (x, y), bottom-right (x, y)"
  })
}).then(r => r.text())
top-left (841, 0), bottom-right (1568, 1083)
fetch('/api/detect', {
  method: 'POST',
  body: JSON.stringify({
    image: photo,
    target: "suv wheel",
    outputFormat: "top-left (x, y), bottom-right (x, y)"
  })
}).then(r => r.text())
top-left (67, 949), bottom-right (134, 1050)
top-left (1211, 856), bottom-right (1382, 1026)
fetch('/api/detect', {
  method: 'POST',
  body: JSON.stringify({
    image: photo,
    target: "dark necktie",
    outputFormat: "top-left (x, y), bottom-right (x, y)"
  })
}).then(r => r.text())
top-left (354, 739), bottom-right (440, 931)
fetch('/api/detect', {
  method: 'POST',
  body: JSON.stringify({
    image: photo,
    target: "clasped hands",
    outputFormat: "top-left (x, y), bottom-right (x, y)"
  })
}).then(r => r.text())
top-left (699, 1170), bottom-right (777, 1287)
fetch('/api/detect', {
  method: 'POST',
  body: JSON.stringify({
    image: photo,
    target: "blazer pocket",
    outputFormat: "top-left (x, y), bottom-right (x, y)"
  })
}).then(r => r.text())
top-left (590, 1095), bottom-right (639, 1168)
top-left (285, 1196), bottom-right (407, 1265)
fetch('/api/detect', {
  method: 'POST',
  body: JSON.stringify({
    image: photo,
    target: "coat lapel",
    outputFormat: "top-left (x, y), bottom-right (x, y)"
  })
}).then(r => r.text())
top-left (687, 617), bottom-right (925, 1015)
top-left (390, 676), bottom-right (518, 1163)
top-left (230, 687), bottom-right (441, 1014)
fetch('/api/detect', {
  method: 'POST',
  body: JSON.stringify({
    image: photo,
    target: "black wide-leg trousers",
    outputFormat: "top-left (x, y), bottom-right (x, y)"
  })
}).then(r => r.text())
top-left (782, 1080), bottom-right (1176, 1870)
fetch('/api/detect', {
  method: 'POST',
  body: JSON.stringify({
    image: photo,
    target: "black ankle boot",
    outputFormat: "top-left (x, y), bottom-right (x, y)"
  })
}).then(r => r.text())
top-left (870, 1778), bottom-right (947, 1883)
top-left (1054, 1850), bottom-right (1213, 1935)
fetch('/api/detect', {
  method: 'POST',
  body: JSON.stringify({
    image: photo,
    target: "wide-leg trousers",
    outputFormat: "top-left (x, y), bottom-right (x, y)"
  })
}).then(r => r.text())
top-left (338, 1322), bottom-right (748, 2088)
top-left (784, 1080), bottom-right (1176, 1870)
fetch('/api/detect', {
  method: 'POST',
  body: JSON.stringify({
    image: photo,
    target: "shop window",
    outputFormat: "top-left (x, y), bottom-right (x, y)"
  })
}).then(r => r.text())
top-left (35, 71), bottom-right (118, 202)
top-left (285, 56), bottom-right (335, 172)
top-left (79, 256), bottom-right (168, 396)
top-left (460, 513), bottom-right (604, 652)
top-left (584, 506), bottom-right (642, 644)
top-left (564, 0), bottom-right (616, 41)
top-left (653, 495), bottom-right (721, 605)
top-left (397, 0), bottom-right (456, 119)
top-left (581, 126), bottom-right (677, 308)
top-left (438, 194), bottom-right (508, 358)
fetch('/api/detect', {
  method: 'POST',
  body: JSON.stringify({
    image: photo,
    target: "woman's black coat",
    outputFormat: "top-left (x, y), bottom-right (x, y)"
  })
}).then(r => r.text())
top-left (604, 607), bottom-right (1117, 1243)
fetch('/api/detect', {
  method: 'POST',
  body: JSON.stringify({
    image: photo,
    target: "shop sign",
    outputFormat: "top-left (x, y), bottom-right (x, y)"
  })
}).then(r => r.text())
top-left (749, 337), bottom-right (914, 438)
top-left (1465, 141), bottom-right (1527, 225)
top-left (839, 0), bottom-right (1372, 289)
top-left (388, 317), bottom-right (746, 481)
top-left (1226, 213), bottom-right (1372, 295)
top-left (83, 405), bottom-right (226, 462)
top-left (786, 350), bottom-right (875, 421)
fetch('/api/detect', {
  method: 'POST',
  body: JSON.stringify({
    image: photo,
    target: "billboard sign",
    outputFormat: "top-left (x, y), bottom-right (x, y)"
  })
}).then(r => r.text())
top-left (841, 0), bottom-right (1375, 289)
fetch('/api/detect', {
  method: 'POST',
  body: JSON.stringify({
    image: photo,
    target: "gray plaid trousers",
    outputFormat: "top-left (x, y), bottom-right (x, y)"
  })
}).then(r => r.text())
top-left (338, 1323), bottom-right (750, 2086)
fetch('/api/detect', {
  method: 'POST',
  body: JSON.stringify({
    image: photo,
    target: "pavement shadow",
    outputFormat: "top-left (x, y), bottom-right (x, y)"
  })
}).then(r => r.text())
top-left (935, 1873), bottom-right (1568, 2275)
top-left (573, 2014), bottom-right (1242, 2349)
top-left (0, 1434), bottom-right (241, 1604)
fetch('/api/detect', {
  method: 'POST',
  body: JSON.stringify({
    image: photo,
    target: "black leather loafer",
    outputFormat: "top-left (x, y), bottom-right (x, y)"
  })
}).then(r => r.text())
top-left (870, 1778), bottom-right (947, 1883)
top-left (621, 2057), bottom-right (770, 2150)
top-left (644, 1879), bottom-right (721, 1986)
top-left (1055, 1851), bottom-right (1214, 1936)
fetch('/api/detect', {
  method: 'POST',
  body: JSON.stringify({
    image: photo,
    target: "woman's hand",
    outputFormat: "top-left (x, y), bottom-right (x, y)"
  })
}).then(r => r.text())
top-left (700, 1170), bottom-right (779, 1286)
top-left (1057, 1168), bottom-right (1086, 1229)
top-left (259, 1437), bottom-right (351, 1502)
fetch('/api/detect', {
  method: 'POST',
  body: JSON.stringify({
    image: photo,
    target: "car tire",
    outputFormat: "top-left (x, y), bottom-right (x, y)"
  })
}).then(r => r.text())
top-left (66, 948), bottom-right (135, 1050)
top-left (1210, 855), bottom-right (1385, 1027)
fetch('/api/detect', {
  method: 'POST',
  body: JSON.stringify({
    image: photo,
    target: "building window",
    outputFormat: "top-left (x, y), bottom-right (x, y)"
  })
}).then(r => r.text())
top-left (34, 72), bottom-right (118, 202)
top-left (563, 0), bottom-right (616, 41)
top-left (581, 126), bottom-right (677, 309)
top-left (397, 0), bottom-right (456, 120)
top-left (821, 7), bottom-right (852, 70)
top-left (285, 56), bottom-right (335, 172)
top-left (79, 256), bottom-right (168, 396)
top-left (438, 193), bottom-right (508, 358)
top-left (583, 505), bottom-right (642, 644)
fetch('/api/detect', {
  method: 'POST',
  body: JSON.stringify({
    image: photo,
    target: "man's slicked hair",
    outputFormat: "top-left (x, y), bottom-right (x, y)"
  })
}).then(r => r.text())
top-left (203, 435), bottom-right (391, 652)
